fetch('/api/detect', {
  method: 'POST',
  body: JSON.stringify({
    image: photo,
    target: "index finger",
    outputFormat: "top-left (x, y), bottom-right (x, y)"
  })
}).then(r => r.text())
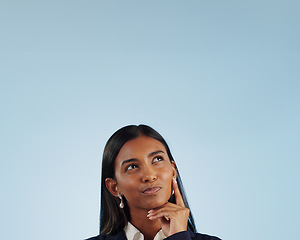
top-left (172, 178), bottom-right (185, 207)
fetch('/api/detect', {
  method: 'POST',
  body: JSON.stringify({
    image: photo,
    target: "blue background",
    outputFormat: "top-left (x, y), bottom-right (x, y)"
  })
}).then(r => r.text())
top-left (1, 1), bottom-right (299, 240)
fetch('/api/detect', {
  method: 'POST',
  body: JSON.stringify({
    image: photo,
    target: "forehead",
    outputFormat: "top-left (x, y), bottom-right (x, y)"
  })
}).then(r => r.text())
top-left (116, 135), bottom-right (167, 160)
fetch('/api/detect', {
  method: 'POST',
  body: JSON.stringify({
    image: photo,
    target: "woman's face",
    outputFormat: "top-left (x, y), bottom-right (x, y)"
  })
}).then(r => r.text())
top-left (112, 135), bottom-right (176, 212)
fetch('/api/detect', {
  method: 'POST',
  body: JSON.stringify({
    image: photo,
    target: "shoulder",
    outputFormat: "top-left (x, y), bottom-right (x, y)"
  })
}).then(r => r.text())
top-left (166, 230), bottom-right (221, 240)
top-left (193, 232), bottom-right (221, 240)
top-left (85, 230), bottom-right (126, 240)
top-left (85, 230), bottom-right (221, 240)
top-left (85, 235), bottom-right (104, 240)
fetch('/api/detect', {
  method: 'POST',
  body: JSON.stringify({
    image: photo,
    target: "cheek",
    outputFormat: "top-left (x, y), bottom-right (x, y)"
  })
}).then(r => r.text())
top-left (160, 169), bottom-right (174, 185)
top-left (162, 166), bottom-right (174, 177)
top-left (118, 177), bottom-right (138, 195)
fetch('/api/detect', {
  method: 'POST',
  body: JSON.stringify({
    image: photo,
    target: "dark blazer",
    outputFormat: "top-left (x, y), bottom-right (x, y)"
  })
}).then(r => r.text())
top-left (86, 230), bottom-right (221, 240)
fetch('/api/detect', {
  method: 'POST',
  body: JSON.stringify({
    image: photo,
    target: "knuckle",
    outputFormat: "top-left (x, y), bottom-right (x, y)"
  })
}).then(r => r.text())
top-left (184, 208), bottom-right (190, 215)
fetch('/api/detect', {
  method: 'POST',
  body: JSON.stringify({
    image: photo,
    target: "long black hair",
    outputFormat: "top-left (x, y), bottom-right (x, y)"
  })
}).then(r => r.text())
top-left (100, 124), bottom-right (197, 235)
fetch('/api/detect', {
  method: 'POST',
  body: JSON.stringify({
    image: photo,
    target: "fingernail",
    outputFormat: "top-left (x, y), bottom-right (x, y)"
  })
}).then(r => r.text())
top-left (147, 210), bottom-right (152, 217)
top-left (173, 178), bottom-right (177, 183)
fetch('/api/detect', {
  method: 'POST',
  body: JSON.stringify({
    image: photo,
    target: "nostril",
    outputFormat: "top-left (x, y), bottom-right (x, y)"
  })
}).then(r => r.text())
top-left (142, 175), bottom-right (157, 183)
top-left (141, 169), bottom-right (157, 183)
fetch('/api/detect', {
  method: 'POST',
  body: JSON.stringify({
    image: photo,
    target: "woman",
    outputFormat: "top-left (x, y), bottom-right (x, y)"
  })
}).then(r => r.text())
top-left (87, 125), bottom-right (221, 240)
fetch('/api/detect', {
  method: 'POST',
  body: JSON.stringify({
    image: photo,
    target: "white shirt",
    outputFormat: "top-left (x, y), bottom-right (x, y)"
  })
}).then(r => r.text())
top-left (124, 221), bottom-right (166, 240)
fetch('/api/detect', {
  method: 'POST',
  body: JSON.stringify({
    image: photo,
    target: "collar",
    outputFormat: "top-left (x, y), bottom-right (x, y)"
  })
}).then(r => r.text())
top-left (124, 222), bottom-right (166, 240)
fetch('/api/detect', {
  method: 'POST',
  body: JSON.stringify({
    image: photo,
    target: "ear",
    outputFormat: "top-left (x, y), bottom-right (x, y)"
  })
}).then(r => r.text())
top-left (105, 178), bottom-right (120, 197)
top-left (171, 161), bottom-right (177, 179)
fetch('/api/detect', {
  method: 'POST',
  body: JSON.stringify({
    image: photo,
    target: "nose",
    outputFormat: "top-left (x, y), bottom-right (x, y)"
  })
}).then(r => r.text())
top-left (141, 166), bottom-right (157, 183)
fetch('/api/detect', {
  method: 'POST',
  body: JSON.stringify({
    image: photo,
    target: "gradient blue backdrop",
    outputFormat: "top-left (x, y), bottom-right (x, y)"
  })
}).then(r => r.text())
top-left (1, 1), bottom-right (299, 240)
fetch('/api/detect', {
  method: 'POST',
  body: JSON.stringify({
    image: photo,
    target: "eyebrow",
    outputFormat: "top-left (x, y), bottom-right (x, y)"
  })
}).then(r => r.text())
top-left (120, 150), bottom-right (165, 166)
top-left (148, 150), bottom-right (165, 158)
top-left (121, 158), bottom-right (138, 166)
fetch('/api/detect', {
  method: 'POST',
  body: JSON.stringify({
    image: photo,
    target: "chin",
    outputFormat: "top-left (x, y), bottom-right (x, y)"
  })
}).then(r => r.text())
top-left (143, 196), bottom-right (170, 209)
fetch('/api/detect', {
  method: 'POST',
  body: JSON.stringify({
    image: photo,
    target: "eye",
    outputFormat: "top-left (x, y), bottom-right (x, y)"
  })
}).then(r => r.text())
top-left (125, 164), bottom-right (138, 171)
top-left (153, 156), bottom-right (164, 163)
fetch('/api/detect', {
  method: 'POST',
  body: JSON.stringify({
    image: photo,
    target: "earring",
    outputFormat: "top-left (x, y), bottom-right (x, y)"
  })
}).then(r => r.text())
top-left (118, 193), bottom-right (124, 208)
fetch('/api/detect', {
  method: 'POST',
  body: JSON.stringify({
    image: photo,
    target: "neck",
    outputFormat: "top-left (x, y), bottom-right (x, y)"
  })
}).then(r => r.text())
top-left (129, 208), bottom-right (161, 240)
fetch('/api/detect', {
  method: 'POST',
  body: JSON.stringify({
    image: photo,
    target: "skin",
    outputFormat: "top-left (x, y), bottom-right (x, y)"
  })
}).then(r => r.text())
top-left (105, 136), bottom-right (190, 240)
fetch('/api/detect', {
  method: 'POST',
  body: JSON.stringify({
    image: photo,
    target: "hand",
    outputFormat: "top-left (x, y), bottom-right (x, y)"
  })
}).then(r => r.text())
top-left (147, 178), bottom-right (190, 237)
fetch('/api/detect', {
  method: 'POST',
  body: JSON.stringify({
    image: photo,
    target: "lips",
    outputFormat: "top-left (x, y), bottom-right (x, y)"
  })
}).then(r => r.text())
top-left (142, 187), bottom-right (162, 195)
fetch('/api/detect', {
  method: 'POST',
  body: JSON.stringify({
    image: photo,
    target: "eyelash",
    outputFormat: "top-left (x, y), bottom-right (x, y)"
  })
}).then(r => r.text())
top-left (125, 156), bottom-right (164, 172)
top-left (125, 164), bottom-right (138, 171)
top-left (153, 156), bottom-right (164, 162)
